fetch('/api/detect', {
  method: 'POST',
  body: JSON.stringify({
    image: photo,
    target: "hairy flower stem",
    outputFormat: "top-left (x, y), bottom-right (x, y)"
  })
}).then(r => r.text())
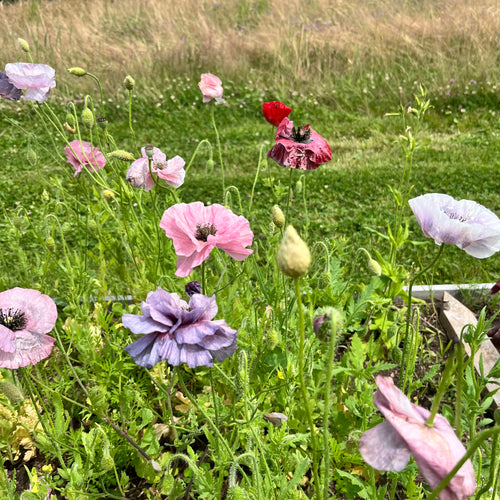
top-left (285, 169), bottom-right (294, 227)
top-left (127, 89), bottom-right (138, 153)
top-left (249, 144), bottom-right (265, 214)
top-left (426, 347), bottom-right (456, 427)
top-left (293, 277), bottom-right (321, 497)
top-left (210, 106), bottom-right (225, 202)
top-left (454, 341), bottom-right (465, 439)
top-left (427, 426), bottom-right (500, 499)
top-left (401, 244), bottom-right (444, 391)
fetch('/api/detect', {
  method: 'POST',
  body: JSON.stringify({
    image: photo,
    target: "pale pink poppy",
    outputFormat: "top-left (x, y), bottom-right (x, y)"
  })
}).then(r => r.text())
top-left (198, 73), bottom-right (224, 103)
top-left (126, 147), bottom-right (185, 191)
top-left (0, 287), bottom-right (57, 369)
top-left (64, 140), bottom-right (106, 177)
top-left (160, 202), bottom-right (254, 277)
top-left (359, 376), bottom-right (476, 500)
top-left (5, 63), bottom-right (56, 103)
top-left (268, 117), bottom-right (332, 171)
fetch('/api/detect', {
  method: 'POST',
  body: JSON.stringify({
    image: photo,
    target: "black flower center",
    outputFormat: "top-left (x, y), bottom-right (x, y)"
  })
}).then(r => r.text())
top-left (0, 308), bottom-right (27, 331)
top-left (291, 125), bottom-right (312, 143)
top-left (195, 223), bottom-right (217, 242)
top-left (442, 207), bottom-right (469, 223)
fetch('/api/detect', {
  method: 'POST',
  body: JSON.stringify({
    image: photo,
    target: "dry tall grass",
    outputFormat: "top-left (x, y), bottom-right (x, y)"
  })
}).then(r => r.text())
top-left (1, 0), bottom-right (500, 98)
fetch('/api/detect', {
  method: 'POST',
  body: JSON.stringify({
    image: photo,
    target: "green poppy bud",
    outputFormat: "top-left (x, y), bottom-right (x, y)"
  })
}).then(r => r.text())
top-left (45, 236), bottom-right (56, 253)
top-left (102, 189), bottom-right (115, 201)
top-left (272, 205), bottom-right (285, 228)
top-left (368, 258), bottom-right (382, 276)
top-left (82, 107), bottom-right (94, 128)
top-left (97, 117), bottom-right (108, 130)
top-left (124, 75), bottom-right (135, 91)
top-left (18, 38), bottom-right (30, 53)
top-left (313, 307), bottom-right (344, 343)
top-left (108, 150), bottom-right (136, 162)
top-left (0, 381), bottom-right (25, 404)
top-left (66, 113), bottom-right (76, 127)
top-left (68, 67), bottom-right (87, 77)
top-left (206, 159), bottom-right (215, 170)
top-left (277, 225), bottom-right (311, 278)
top-left (27, 148), bottom-right (37, 166)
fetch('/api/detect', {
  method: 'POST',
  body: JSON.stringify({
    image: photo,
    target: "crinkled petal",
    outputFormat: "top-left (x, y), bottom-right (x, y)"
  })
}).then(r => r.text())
top-left (125, 332), bottom-right (165, 368)
top-left (359, 420), bottom-right (411, 472)
top-left (0, 325), bottom-right (16, 353)
top-left (156, 155), bottom-right (185, 188)
top-left (5, 63), bottom-right (55, 103)
top-left (178, 343), bottom-right (214, 368)
top-left (0, 330), bottom-right (55, 369)
top-left (122, 313), bottom-right (169, 335)
top-left (0, 72), bottom-right (22, 101)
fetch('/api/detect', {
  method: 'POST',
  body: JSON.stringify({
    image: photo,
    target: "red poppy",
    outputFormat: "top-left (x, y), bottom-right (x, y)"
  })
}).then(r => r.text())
top-left (268, 117), bottom-right (332, 171)
top-left (262, 101), bottom-right (292, 127)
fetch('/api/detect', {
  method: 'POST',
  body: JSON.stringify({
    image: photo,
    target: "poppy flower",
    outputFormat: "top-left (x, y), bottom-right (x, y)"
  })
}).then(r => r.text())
top-left (64, 140), bottom-right (107, 177)
top-left (198, 73), bottom-right (224, 103)
top-left (491, 280), bottom-right (500, 295)
top-left (4, 63), bottom-right (56, 103)
top-left (122, 286), bottom-right (237, 368)
top-left (0, 287), bottom-right (57, 369)
top-left (359, 376), bottom-right (476, 500)
top-left (409, 193), bottom-right (500, 258)
top-left (262, 101), bottom-right (292, 126)
top-left (0, 72), bottom-right (22, 101)
top-left (267, 117), bottom-right (332, 170)
top-left (126, 146), bottom-right (185, 191)
top-left (160, 202), bottom-right (254, 277)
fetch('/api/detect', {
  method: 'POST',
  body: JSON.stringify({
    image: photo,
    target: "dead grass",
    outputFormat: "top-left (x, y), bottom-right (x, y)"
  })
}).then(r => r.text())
top-left (1, 0), bottom-right (500, 96)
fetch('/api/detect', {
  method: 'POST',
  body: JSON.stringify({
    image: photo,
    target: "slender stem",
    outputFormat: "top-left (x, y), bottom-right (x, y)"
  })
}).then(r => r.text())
top-left (454, 341), bottom-right (465, 439)
top-left (293, 277), bottom-right (320, 497)
top-left (210, 106), bottom-right (225, 202)
top-left (127, 89), bottom-right (138, 153)
top-left (284, 169), bottom-right (294, 227)
top-left (249, 145), bottom-right (265, 214)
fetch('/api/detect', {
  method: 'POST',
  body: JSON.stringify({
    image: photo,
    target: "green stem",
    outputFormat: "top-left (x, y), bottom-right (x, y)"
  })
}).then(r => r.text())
top-left (127, 89), bottom-right (138, 153)
top-left (427, 426), bottom-right (500, 500)
top-left (210, 105), bottom-right (225, 202)
top-left (284, 169), bottom-right (294, 227)
top-left (454, 341), bottom-right (465, 439)
top-left (249, 145), bottom-right (265, 214)
top-left (293, 277), bottom-right (320, 497)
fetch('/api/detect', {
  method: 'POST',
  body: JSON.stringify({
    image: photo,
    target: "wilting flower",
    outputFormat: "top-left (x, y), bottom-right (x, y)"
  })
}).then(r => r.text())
top-left (359, 375), bottom-right (476, 500)
top-left (262, 101), bottom-right (292, 127)
top-left (268, 117), bottom-right (332, 171)
top-left (64, 140), bottom-right (106, 177)
top-left (4, 63), bottom-right (56, 103)
top-left (160, 202), bottom-right (253, 277)
top-left (122, 287), bottom-right (237, 368)
top-left (126, 146), bottom-right (185, 191)
top-left (198, 73), bottom-right (224, 103)
top-left (0, 287), bottom-right (57, 369)
top-left (0, 72), bottom-right (22, 101)
top-left (409, 193), bottom-right (500, 258)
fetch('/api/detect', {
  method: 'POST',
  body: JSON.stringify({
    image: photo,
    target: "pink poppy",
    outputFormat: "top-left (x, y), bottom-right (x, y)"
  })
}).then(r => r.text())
top-left (262, 101), bottom-right (292, 127)
top-left (160, 202), bottom-right (254, 277)
top-left (0, 287), bottom-right (57, 369)
top-left (198, 73), bottom-right (224, 103)
top-left (359, 376), bottom-right (476, 500)
top-left (126, 147), bottom-right (185, 191)
top-left (64, 140), bottom-right (106, 177)
top-left (5, 63), bottom-right (56, 103)
top-left (267, 117), bottom-right (332, 171)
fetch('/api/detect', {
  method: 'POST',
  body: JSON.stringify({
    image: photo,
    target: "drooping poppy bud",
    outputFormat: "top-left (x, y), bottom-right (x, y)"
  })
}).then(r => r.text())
top-left (277, 225), bottom-right (311, 278)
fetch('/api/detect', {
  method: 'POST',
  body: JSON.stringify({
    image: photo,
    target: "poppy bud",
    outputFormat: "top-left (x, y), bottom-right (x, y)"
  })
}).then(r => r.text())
top-left (18, 38), bottom-right (30, 53)
top-left (27, 148), bottom-right (37, 166)
top-left (102, 189), bottom-right (115, 201)
top-left (82, 107), bottom-right (94, 128)
top-left (68, 67), bottom-right (87, 77)
top-left (41, 189), bottom-right (50, 203)
top-left (185, 281), bottom-right (202, 297)
top-left (66, 113), bottom-right (76, 127)
top-left (368, 258), bottom-right (382, 276)
top-left (226, 486), bottom-right (247, 500)
top-left (45, 236), bottom-right (56, 252)
top-left (267, 329), bottom-right (279, 350)
top-left (277, 225), bottom-right (311, 278)
top-left (97, 117), bottom-right (108, 130)
top-left (108, 150), bottom-right (136, 162)
top-left (206, 159), bottom-right (215, 170)
top-left (295, 180), bottom-right (303, 194)
top-left (272, 205), bottom-right (285, 228)
top-left (313, 307), bottom-right (344, 342)
top-left (124, 75), bottom-right (135, 91)
top-left (100, 446), bottom-right (114, 471)
top-left (0, 381), bottom-right (25, 404)
top-left (87, 219), bottom-right (98, 233)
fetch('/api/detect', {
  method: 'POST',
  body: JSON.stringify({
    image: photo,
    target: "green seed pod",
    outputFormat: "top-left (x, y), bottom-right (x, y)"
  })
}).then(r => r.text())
top-left (68, 67), bottom-right (87, 77)
top-left (144, 145), bottom-right (154, 158)
top-left (0, 381), bottom-right (25, 404)
top-left (27, 148), bottom-right (37, 166)
top-left (124, 75), bottom-right (135, 91)
top-left (82, 107), bottom-right (94, 128)
top-left (45, 236), bottom-right (56, 253)
top-left (277, 225), bottom-right (311, 278)
top-left (18, 38), bottom-right (30, 53)
top-left (107, 150), bottom-right (136, 162)
top-left (272, 205), bottom-right (285, 228)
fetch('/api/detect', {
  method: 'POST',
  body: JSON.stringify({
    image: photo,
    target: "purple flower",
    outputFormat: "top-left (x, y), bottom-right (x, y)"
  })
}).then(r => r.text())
top-left (0, 72), bottom-right (22, 101)
top-left (122, 287), bottom-right (237, 369)
top-left (359, 376), bottom-right (476, 500)
top-left (0, 287), bottom-right (57, 369)
top-left (4, 63), bottom-right (56, 103)
top-left (409, 193), bottom-right (500, 258)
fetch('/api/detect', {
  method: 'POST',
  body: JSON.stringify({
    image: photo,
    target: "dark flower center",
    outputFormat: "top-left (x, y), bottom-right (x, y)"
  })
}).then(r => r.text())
top-left (0, 308), bottom-right (27, 331)
top-left (291, 125), bottom-right (312, 143)
top-left (195, 223), bottom-right (217, 242)
top-left (442, 207), bottom-right (469, 223)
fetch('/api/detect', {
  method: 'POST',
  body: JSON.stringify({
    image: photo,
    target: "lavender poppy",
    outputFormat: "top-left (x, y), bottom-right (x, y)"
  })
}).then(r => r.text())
top-left (409, 193), bottom-right (500, 258)
top-left (4, 63), bottom-right (56, 103)
top-left (0, 287), bottom-right (57, 369)
top-left (0, 72), bottom-right (22, 101)
top-left (267, 117), bottom-right (332, 171)
top-left (122, 287), bottom-right (237, 369)
top-left (359, 376), bottom-right (476, 500)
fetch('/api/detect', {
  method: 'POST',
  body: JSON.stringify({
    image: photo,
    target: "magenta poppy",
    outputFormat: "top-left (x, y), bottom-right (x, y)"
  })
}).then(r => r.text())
top-left (267, 117), bottom-right (332, 170)
top-left (359, 376), bottom-right (476, 499)
top-left (4, 63), bottom-right (55, 103)
top-left (0, 287), bottom-right (57, 369)
top-left (64, 140), bottom-right (106, 177)
top-left (126, 146), bottom-right (185, 191)
top-left (492, 280), bottom-right (500, 295)
top-left (160, 202), bottom-right (254, 277)
top-left (262, 101), bottom-right (292, 127)
top-left (122, 286), bottom-right (237, 368)
top-left (198, 73), bottom-right (224, 103)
